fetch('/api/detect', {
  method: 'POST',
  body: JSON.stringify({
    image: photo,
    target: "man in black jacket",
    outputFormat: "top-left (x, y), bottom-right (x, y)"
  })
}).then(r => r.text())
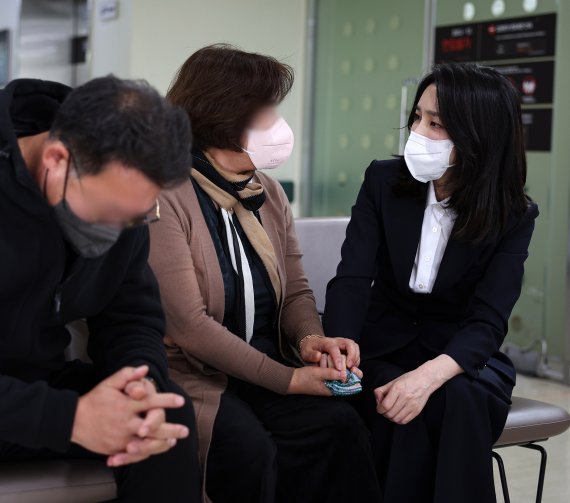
top-left (0, 77), bottom-right (200, 501)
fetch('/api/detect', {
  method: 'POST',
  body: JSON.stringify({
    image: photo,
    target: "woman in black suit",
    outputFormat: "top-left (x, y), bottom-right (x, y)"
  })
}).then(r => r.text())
top-left (323, 62), bottom-right (538, 503)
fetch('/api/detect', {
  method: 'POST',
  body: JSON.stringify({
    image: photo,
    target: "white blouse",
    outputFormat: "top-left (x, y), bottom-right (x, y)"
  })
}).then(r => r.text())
top-left (409, 182), bottom-right (456, 294)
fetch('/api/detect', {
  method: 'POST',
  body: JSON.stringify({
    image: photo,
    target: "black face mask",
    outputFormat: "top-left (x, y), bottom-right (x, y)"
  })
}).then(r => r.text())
top-left (46, 158), bottom-right (122, 259)
top-left (53, 200), bottom-right (122, 258)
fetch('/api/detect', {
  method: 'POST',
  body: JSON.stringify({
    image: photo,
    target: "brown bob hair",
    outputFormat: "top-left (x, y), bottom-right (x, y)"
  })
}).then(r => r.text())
top-left (167, 44), bottom-right (294, 152)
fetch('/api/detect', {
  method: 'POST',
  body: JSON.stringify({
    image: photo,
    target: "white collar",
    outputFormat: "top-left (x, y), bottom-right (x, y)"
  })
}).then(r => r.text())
top-left (427, 181), bottom-right (450, 206)
top-left (427, 182), bottom-right (455, 220)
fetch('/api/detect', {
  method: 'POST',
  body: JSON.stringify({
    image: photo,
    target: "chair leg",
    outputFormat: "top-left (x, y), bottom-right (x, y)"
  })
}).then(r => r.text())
top-left (521, 443), bottom-right (547, 503)
top-left (492, 451), bottom-right (511, 503)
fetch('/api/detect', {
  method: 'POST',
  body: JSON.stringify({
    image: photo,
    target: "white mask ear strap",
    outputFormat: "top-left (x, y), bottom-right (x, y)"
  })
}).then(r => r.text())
top-left (234, 140), bottom-right (253, 155)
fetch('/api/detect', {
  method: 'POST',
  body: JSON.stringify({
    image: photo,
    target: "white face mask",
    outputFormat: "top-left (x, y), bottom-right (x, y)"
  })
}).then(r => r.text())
top-left (242, 117), bottom-right (294, 170)
top-left (403, 130), bottom-right (455, 183)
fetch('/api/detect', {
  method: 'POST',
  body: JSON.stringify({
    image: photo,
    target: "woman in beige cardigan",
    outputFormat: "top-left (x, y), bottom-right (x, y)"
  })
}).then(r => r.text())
top-left (148, 45), bottom-right (381, 503)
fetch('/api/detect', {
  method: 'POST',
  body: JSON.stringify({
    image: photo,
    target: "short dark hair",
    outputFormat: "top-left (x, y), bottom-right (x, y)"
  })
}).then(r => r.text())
top-left (50, 75), bottom-right (192, 188)
top-left (398, 62), bottom-right (529, 243)
top-left (167, 44), bottom-right (294, 152)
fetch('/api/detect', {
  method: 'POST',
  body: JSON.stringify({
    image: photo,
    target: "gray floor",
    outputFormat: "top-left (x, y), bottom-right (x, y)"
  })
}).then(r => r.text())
top-left (493, 375), bottom-right (570, 502)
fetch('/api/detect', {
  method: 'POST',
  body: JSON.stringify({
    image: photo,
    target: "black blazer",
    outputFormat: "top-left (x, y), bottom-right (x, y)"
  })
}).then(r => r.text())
top-left (323, 158), bottom-right (539, 380)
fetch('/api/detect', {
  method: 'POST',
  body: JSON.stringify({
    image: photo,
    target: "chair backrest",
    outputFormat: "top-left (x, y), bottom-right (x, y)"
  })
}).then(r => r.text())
top-left (294, 217), bottom-right (350, 314)
top-left (65, 217), bottom-right (350, 361)
top-left (65, 319), bottom-right (91, 362)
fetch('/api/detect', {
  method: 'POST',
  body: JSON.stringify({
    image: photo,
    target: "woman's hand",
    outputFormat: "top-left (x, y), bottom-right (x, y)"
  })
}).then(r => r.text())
top-left (286, 365), bottom-right (346, 396)
top-left (319, 353), bottom-right (363, 380)
top-left (374, 354), bottom-right (463, 425)
top-left (299, 335), bottom-right (360, 371)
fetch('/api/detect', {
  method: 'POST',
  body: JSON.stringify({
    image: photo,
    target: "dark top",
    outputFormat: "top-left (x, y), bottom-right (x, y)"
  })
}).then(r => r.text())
top-left (323, 158), bottom-right (539, 380)
top-left (0, 79), bottom-right (170, 453)
top-left (193, 180), bottom-right (280, 359)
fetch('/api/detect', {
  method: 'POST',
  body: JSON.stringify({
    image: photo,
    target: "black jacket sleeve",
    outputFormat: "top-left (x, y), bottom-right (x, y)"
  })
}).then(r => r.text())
top-left (0, 229), bottom-right (169, 454)
top-left (0, 374), bottom-right (78, 452)
top-left (86, 227), bottom-right (169, 391)
top-left (444, 203), bottom-right (539, 378)
top-left (323, 162), bottom-right (383, 341)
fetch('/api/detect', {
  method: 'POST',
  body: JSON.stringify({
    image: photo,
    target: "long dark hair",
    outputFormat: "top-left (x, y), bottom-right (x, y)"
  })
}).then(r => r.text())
top-left (397, 62), bottom-right (529, 243)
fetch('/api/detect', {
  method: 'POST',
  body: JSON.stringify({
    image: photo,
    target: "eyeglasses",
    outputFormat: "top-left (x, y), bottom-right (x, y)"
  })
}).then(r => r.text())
top-left (62, 151), bottom-right (161, 229)
top-left (124, 198), bottom-right (160, 228)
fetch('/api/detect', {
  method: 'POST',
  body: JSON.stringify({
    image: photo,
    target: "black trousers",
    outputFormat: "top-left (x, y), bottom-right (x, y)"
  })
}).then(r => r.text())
top-left (356, 340), bottom-right (514, 503)
top-left (0, 361), bottom-right (201, 503)
top-left (206, 377), bottom-right (382, 503)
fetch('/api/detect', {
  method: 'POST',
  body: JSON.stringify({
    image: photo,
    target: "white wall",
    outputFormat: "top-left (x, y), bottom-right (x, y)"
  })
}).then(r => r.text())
top-left (90, 0), bottom-right (133, 79)
top-left (90, 0), bottom-right (309, 215)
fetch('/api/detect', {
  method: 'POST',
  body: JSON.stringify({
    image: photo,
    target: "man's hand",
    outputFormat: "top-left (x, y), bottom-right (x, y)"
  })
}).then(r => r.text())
top-left (299, 335), bottom-right (361, 376)
top-left (107, 377), bottom-right (190, 467)
top-left (375, 354), bottom-right (463, 425)
top-left (71, 366), bottom-right (189, 467)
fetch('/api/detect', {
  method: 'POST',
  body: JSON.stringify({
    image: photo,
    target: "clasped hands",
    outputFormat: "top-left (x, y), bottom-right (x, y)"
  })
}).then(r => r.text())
top-left (300, 334), bottom-right (362, 378)
top-left (296, 337), bottom-right (463, 423)
top-left (71, 365), bottom-right (190, 467)
top-left (287, 335), bottom-right (363, 396)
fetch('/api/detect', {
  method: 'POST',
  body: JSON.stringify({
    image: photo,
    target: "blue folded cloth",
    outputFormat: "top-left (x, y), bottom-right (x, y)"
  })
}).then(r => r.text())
top-left (325, 369), bottom-right (362, 396)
